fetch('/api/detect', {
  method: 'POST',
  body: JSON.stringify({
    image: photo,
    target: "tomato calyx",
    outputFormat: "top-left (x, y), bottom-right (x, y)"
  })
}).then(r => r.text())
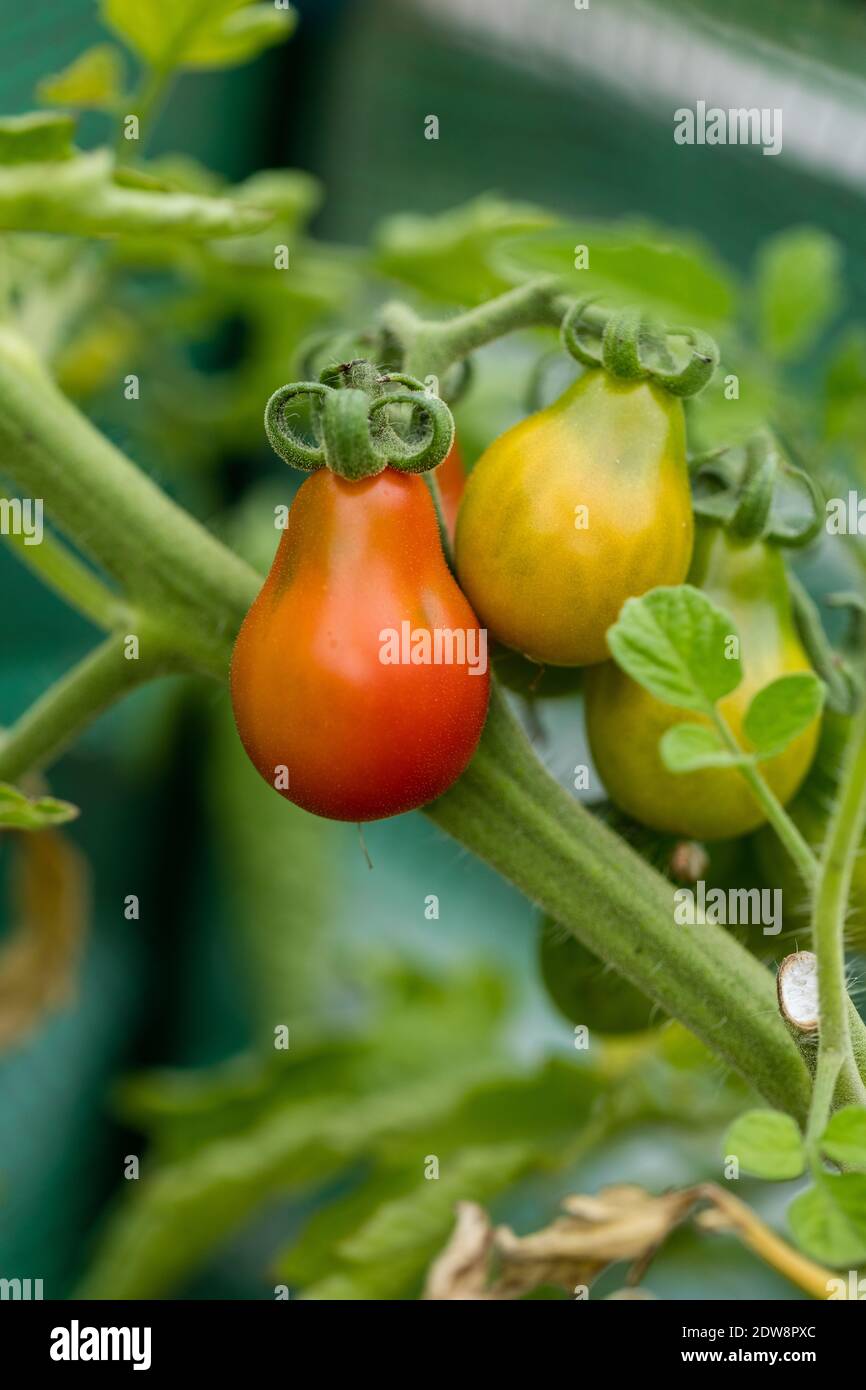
top-left (560, 297), bottom-right (719, 398)
top-left (690, 429), bottom-right (823, 548)
top-left (264, 358), bottom-right (455, 480)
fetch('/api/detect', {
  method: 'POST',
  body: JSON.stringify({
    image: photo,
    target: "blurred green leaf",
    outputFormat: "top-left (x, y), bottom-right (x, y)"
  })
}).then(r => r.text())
top-left (102, 0), bottom-right (295, 71)
top-left (494, 220), bottom-right (735, 328)
top-left (0, 783), bottom-right (79, 830)
top-left (205, 696), bottom-right (342, 1040)
top-left (78, 1059), bottom-right (511, 1298)
top-left (37, 45), bottom-right (125, 110)
top-left (292, 1145), bottom-right (532, 1300)
top-left (723, 1109), bottom-right (806, 1180)
top-left (0, 113), bottom-right (75, 164)
top-left (821, 1105), bottom-right (866, 1169)
top-left (789, 1174), bottom-right (866, 1267)
top-left (824, 327), bottom-right (866, 444)
top-left (0, 147), bottom-right (274, 238)
top-left (756, 228), bottom-right (842, 361)
top-left (374, 196), bottom-right (553, 305)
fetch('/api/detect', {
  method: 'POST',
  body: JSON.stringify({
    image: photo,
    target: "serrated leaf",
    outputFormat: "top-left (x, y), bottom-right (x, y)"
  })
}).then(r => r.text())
top-left (821, 1106), bottom-right (866, 1169)
top-left (0, 113), bottom-right (75, 164)
top-left (660, 723), bottom-right (744, 773)
top-left (77, 1062), bottom-right (508, 1298)
top-left (0, 782), bottom-right (79, 830)
top-left (102, 0), bottom-right (295, 72)
top-left (607, 585), bottom-right (742, 713)
top-left (743, 672), bottom-right (825, 759)
top-left (37, 45), bottom-right (125, 110)
top-left (723, 1109), bottom-right (805, 1180)
top-left (789, 1175), bottom-right (866, 1267)
top-left (757, 228), bottom-right (842, 361)
top-left (0, 148), bottom-right (273, 238)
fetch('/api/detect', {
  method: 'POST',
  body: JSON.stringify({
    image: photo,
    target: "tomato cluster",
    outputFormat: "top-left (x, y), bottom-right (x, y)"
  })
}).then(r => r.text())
top-left (231, 355), bottom-right (820, 843)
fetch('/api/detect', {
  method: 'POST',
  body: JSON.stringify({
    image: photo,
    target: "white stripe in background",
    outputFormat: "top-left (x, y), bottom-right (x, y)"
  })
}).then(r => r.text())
top-left (410, 0), bottom-right (866, 190)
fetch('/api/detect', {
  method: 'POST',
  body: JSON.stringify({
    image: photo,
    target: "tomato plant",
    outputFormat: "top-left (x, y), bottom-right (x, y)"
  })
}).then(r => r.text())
top-left (1, 0), bottom-right (866, 1311)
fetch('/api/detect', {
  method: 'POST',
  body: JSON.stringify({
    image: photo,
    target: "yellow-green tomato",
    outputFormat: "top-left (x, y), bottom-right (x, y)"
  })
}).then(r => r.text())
top-left (584, 525), bottom-right (820, 840)
top-left (454, 370), bottom-right (693, 666)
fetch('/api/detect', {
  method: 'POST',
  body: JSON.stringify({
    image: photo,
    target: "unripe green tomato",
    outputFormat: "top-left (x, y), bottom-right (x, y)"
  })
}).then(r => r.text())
top-left (584, 524), bottom-right (820, 841)
top-left (538, 917), bottom-right (657, 1034)
top-left (455, 370), bottom-right (693, 667)
top-left (755, 710), bottom-right (866, 948)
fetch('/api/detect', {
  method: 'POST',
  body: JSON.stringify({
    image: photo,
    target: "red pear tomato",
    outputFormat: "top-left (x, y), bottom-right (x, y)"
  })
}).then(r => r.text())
top-left (231, 467), bottom-right (490, 822)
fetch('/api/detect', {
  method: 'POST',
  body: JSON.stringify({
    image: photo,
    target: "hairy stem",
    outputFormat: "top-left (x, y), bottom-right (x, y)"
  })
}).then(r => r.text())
top-left (810, 699), bottom-right (866, 1119)
top-left (385, 277), bottom-right (567, 382)
top-left (427, 688), bottom-right (813, 1121)
top-left (713, 710), bottom-right (818, 890)
top-left (0, 328), bottom-right (259, 634)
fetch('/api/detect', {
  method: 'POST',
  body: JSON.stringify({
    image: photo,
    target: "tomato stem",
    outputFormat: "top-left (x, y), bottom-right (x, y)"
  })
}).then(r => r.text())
top-left (711, 709), bottom-right (819, 890)
top-left (427, 686), bottom-right (813, 1121)
top-left (808, 696), bottom-right (866, 1119)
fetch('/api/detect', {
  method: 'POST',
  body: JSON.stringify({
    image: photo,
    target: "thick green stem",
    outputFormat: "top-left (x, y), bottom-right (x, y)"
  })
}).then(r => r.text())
top-left (0, 329), bottom-right (259, 635)
top-left (385, 277), bottom-right (566, 381)
top-left (810, 699), bottom-right (866, 1119)
top-left (806, 1048), bottom-right (843, 1155)
top-left (426, 688), bottom-right (813, 1122)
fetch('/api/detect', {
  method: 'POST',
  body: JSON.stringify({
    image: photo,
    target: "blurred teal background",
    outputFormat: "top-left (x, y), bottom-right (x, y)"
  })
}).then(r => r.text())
top-left (1, 0), bottom-right (865, 1300)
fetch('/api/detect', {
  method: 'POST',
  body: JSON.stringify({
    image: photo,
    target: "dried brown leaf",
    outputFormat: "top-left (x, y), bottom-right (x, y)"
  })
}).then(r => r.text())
top-left (423, 1201), bottom-right (496, 1300)
top-left (0, 827), bottom-right (89, 1048)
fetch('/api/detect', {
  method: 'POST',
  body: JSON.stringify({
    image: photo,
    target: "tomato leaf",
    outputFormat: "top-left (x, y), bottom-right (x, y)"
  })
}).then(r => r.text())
top-left (606, 585), bottom-right (742, 714)
top-left (374, 196), bottom-right (554, 305)
top-left (723, 1109), bottom-right (806, 1180)
top-left (37, 45), bottom-right (125, 111)
top-left (659, 723), bottom-right (747, 773)
top-left (821, 1106), bottom-right (866, 1169)
top-left (789, 1174), bottom-right (866, 1267)
top-left (756, 227), bottom-right (842, 362)
top-left (0, 782), bottom-right (79, 831)
top-left (493, 220), bottom-right (735, 329)
top-left (281, 1144), bottom-right (532, 1301)
top-left (0, 144), bottom-right (274, 239)
top-left (0, 112), bottom-right (75, 163)
top-left (743, 672), bottom-right (825, 759)
top-left (102, 0), bottom-right (295, 71)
